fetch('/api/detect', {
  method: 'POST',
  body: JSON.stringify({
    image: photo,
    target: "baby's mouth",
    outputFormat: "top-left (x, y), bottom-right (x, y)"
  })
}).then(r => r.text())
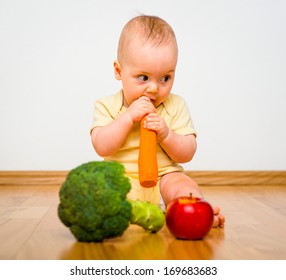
top-left (144, 95), bottom-right (160, 107)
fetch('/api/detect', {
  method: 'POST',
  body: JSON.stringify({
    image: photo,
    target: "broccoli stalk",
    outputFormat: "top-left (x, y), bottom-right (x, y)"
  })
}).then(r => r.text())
top-left (58, 161), bottom-right (165, 242)
top-left (129, 200), bottom-right (165, 232)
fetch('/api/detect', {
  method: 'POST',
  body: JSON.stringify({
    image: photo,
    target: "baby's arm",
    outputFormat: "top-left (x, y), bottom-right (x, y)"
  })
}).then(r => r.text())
top-left (160, 131), bottom-right (197, 163)
top-left (91, 112), bottom-right (134, 157)
top-left (91, 96), bottom-right (155, 157)
top-left (144, 113), bottom-right (197, 163)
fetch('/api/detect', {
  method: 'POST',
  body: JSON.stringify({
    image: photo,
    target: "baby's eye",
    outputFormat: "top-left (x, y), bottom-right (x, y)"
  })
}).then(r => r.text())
top-left (160, 75), bottom-right (170, 82)
top-left (138, 75), bottom-right (149, 81)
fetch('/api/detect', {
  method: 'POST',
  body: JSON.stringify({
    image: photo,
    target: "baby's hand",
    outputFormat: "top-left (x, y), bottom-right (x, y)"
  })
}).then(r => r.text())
top-left (144, 113), bottom-right (169, 142)
top-left (127, 96), bottom-right (155, 123)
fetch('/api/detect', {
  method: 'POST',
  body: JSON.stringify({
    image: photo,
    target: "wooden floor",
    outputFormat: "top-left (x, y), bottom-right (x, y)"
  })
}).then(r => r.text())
top-left (1, 174), bottom-right (286, 260)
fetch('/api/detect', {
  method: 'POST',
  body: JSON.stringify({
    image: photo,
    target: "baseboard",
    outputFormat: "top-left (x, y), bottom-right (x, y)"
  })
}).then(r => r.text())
top-left (185, 171), bottom-right (286, 186)
top-left (0, 171), bottom-right (67, 186)
top-left (0, 170), bottom-right (285, 186)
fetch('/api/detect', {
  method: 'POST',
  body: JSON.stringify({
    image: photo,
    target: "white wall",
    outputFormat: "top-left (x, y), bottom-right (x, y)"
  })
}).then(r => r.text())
top-left (0, 0), bottom-right (285, 171)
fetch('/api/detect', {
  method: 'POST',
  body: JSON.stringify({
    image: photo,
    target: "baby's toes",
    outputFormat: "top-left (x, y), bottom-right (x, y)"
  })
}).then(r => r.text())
top-left (212, 206), bottom-right (221, 215)
top-left (211, 206), bottom-right (225, 228)
top-left (218, 214), bottom-right (225, 227)
top-left (212, 215), bottom-right (220, 228)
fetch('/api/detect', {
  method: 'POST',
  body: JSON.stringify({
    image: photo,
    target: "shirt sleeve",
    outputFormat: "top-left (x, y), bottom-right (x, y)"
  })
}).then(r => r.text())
top-left (90, 99), bottom-right (115, 134)
top-left (90, 91), bottom-right (123, 134)
top-left (167, 95), bottom-right (197, 137)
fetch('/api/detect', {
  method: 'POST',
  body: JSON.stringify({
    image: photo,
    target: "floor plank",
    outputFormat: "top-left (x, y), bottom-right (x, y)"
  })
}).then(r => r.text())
top-left (0, 185), bottom-right (286, 260)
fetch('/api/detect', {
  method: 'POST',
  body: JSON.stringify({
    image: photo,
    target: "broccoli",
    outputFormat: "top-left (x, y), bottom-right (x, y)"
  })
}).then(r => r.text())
top-left (58, 161), bottom-right (165, 242)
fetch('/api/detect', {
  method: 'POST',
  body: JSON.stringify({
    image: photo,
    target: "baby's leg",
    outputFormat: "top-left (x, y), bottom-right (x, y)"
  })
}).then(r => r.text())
top-left (160, 172), bottom-right (225, 228)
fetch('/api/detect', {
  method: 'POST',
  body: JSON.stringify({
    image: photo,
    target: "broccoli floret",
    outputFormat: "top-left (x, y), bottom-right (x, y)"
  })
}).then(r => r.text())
top-left (58, 161), bottom-right (164, 242)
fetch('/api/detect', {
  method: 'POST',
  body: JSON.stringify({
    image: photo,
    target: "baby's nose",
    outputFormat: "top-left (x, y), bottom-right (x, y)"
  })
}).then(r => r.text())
top-left (146, 82), bottom-right (158, 93)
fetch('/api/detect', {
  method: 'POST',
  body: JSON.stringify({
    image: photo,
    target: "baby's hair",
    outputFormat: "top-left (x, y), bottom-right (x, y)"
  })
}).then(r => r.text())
top-left (117, 15), bottom-right (177, 63)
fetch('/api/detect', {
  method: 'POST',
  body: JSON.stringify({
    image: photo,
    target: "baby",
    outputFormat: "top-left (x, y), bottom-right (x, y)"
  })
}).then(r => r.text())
top-left (91, 15), bottom-right (224, 227)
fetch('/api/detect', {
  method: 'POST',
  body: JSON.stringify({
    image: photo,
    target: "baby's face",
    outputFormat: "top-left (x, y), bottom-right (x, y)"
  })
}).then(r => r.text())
top-left (114, 36), bottom-right (178, 108)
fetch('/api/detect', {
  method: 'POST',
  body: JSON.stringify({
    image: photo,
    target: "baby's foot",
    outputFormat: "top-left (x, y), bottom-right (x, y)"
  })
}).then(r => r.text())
top-left (212, 206), bottom-right (225, 228)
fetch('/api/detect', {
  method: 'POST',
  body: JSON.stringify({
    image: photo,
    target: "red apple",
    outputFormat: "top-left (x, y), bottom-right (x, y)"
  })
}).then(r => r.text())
top-left (165, 195), bottom-right (214, 240)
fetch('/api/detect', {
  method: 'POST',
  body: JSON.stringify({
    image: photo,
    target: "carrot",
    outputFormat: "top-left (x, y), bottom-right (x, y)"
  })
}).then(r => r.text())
top-left (138, 116), bottom-right (158, 188)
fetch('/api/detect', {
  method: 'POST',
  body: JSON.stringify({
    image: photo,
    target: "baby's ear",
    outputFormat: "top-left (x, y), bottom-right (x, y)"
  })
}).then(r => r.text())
top-left (113, 60), bottom-right (122, 80)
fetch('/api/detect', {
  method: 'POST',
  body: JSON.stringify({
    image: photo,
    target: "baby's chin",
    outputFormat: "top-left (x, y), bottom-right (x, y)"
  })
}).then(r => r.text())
top-left (154, 100), bottom-right (166, 108)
